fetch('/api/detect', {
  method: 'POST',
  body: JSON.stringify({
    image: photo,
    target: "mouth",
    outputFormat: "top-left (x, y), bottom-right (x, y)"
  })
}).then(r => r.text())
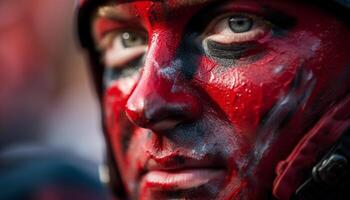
top-left (141, 168), bottom-right (225, 190)
top-left (139, 153), bottom-right (227, 197)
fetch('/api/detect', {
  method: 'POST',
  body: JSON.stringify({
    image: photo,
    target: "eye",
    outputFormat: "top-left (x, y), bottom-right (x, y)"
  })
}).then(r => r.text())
top-left (120, 31), bottom-right (146, 48)
top-left (99, 30), bottom-right (147, 69)
top-left (203, 14), bottom-right (271, 45)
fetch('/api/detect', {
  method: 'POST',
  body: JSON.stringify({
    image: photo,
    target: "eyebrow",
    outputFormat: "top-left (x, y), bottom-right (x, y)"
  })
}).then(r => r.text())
top-left (110, 0), bottom-right (214, 6)
top-left (97, 5), bottom-right (132, 21)
top-left (166, 0), bottom-right (213, 7)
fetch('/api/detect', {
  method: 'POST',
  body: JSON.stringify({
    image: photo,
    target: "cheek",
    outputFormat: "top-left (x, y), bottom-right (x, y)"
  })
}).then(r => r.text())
top-left (104, 85), bottom-right (127, 158)
top-left (104, 74), bottom-right (140, 127)
top-left (103, 75), bottom-right (139, 157)
top-left (193, 49), bottom-right (301, 136)
top-left (104, 85), bottom-right (127, 131)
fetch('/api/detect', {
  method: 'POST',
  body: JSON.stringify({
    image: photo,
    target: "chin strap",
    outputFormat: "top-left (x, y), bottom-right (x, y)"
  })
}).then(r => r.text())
top-left (292, 129), bottom-right (350, 200)
top-left (273, 96), bottom-right (350, 200)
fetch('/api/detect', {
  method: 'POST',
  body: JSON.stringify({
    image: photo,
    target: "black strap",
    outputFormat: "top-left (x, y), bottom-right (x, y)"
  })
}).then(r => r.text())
top-left (292, 128), bottom-right (350, 200)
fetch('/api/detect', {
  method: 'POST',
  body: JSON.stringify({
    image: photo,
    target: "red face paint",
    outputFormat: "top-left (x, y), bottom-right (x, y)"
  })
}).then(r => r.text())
top-left (91, 0), bottom-right (350, 199)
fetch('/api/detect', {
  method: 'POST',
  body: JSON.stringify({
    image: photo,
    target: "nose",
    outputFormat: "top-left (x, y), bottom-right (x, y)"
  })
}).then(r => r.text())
top-left (125, 32), bottom-right (201, 132)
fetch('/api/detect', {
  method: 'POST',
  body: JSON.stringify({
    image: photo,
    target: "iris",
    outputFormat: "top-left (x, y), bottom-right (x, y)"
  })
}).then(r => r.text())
top-left (229, 15), bottom-right (253, 33)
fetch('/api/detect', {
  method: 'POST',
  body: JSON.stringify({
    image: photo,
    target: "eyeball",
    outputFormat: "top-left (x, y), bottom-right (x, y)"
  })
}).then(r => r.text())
top-left (203, 14), bottom-right (271, 44)
top-left (121, 31), bottom-right (147, 48)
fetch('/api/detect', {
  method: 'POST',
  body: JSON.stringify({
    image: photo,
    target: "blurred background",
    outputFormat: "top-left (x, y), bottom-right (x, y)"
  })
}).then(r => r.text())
top-left (0, 0), bottom-right (104, 163)
top-left (0, 0), bottom-right (108, 199)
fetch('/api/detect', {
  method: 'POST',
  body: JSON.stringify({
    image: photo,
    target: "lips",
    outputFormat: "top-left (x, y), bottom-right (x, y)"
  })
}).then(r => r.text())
top-left (142, 169), bottom-right (225, 190)
top-left (139, 153), bottom-right (226, 193)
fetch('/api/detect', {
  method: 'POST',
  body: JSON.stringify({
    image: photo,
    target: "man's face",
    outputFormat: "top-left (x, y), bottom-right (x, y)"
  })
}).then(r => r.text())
top-left (91, 0), bottom-right (350, 199)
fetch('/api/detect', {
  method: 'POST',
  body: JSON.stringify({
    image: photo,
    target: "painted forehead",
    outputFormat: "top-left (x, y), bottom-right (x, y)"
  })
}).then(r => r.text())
top-left (94, 0), bottom-right (224, 18)
top-left (103, 0), bottom-right (213, 7)
top-left (94, 0), bottom-right (303, 19)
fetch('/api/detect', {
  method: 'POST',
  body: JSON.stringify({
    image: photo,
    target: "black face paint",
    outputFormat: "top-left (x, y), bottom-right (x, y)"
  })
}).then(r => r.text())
top-left (103, 55), bottom-right (144, 86)
top-left (121, 117), bottom-right (133, 154)
top-left (205, 40), bottom-right (256, 59)
top-left (175, 32), bottom-right (202, 80)
top-left (262, 6), bottom-right (297, 37)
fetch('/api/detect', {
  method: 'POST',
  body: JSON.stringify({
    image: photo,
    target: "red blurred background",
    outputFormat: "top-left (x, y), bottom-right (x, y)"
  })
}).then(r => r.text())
top-left (0, 0), bottom-right (104, 166)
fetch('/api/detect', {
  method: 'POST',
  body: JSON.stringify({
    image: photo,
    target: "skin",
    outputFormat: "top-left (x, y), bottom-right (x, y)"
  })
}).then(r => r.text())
top-left (91, 0), bottom-right (350, 199)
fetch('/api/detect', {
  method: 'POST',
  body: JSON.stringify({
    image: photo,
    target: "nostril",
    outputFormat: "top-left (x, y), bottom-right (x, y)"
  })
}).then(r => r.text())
top-left (125, 95), bottom-right (201, 131)
top-left (144, 105), bottom-right (192, 131)
top-left (126, 107), bottom-right (183, 131)
top-left (145, 104), bottom-right (190, 123)
top-left (150, 119), bottom-right (182, 132)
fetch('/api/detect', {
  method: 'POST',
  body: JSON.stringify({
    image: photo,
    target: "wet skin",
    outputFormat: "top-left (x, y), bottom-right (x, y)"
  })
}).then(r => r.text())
top-left (91, 0), bottom-right (350, 199)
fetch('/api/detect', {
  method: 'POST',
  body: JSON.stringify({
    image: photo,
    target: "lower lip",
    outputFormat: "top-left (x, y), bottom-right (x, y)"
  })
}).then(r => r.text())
top-left (141, 169), bottom-right (225, 191)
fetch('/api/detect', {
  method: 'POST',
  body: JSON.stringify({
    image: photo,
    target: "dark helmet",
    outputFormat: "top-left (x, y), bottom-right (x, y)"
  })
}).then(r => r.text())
top-left (77, 1), bottom-right (128, 197)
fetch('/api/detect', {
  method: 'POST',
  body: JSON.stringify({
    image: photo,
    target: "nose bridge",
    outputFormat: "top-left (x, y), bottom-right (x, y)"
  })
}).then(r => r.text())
top-left (147, 29), bottom-right (179, 69)
top-left (125, 29), bottom-right (201, 130)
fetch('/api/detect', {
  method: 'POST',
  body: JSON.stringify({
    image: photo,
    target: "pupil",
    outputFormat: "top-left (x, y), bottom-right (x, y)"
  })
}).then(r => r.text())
top-left (229, 15), bottom-right (253, 33)
top-left (237, 20), bottom-right (244, 25)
